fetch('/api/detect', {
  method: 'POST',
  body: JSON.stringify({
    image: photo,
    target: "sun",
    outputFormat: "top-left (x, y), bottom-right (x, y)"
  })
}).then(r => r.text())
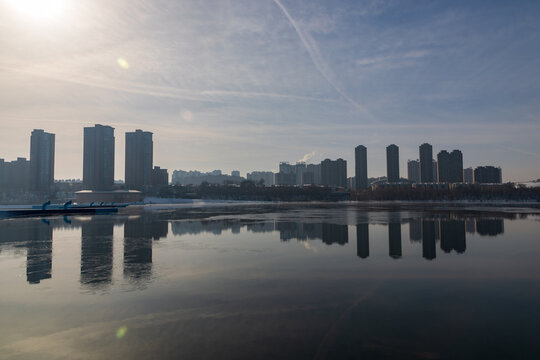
top-left (6, 0), bottom-right (67, 21)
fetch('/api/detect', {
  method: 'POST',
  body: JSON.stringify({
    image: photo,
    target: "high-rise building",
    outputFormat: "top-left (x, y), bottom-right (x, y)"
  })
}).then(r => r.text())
top-left (355, 145), bottom-right (368, 190)
top-left (419, 143), bottom-right (433, 183)
top-left (29, 129), bottom-right (55, 193)
top-left (432, 159), bottom-right (438, 182)
top-left (474, 166), bottom-right (502, 184)
top-left (437, 150), bottom-right (463, 183)
top-left (83, 124), bottom-right (115, 191)
top-left (463, 167), bottom-right (473, 184)
top-left (231, 170), bottom-right (240, 177)
top-left (407, 159), bottom-right (420, 183)
top-left (125, 130), bottom-right (153, 189)
top-left (386, 144), bottom-right (399, 183)
top-left (321, 158), bottom-right (347, 188)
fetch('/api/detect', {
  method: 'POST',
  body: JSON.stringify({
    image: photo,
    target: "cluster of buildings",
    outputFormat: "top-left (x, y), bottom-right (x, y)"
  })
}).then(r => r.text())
top-left (272, 159), bottom-right (347, 187)
top-left (82, 125), bottom-right (168, 191)
top-left (0, 126), bottom-right (505, 200)
top-left (0, 125), bottom-right (169, 198)
top-left (268, 143), bottom-right (502, 191)
top-left (404, 144), bottom-right (502, 187)
top-left (0, 129), bottom-right (55, 194)
top-left (172, 169), bottom-right (244, 186)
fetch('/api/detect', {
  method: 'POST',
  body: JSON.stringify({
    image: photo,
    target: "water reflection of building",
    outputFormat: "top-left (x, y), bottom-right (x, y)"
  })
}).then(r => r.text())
top-left (422, 220), bottom-right (437, 260)
top-left (0, 219), bottom-right (53, 284)
top-left (171, 220), bottom-right (240, 237)
top-left (465, 219), bottom-right (476, 233)
top-left (26, 220), bottom-right (53, 284)
top-left (246, 222), bottom-right (275, 233)
top-left (388, 223), bottom-right (402, 259)
top-left (80, 219), bottom-right (114, 287)
top-left (356, 224), bottom-right (369, 259)
top-left (475, 219), bottom-right (504, 236)
top-left (440, 220), bottom-right (466, 254)
top-left (123, 218), bottom-right (160, 281)
top-left (409, 219), bottom-right (422, 242)
top-left (322, 224), bottom-right (348, 246)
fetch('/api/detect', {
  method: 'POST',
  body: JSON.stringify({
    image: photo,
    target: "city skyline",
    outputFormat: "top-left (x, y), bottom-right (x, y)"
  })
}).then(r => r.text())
top-left (1, 0), bottom-right (539, 181)
top-left (0, 126), bottom-right (509, 185)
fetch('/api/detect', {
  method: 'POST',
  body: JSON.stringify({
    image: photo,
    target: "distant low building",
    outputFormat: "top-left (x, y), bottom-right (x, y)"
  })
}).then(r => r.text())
top-left (474, 166), bottom-right (502, 184)
top-left (463, 167), bottom-right (474, 184)
top-left (151, 166), bottom-right (169, 186)
top-left (275, 172), bottom-right (295, 186)
top-left (321, 158), bottom-right (347, 188)
top-left (2, 157), bottom-right (30, 192)
top-left (407, 159), bottom-right (420, 183)
top-left (75, 190), bottom-right (144, 203)
top-left (247, 171), bottom-right (274, 186)
top-left (437, 150), bottom-right (463, 183)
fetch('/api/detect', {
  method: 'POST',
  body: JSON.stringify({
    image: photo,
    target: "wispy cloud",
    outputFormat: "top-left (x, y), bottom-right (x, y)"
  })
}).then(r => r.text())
top-left (272, 0), bottom-right (376, 122)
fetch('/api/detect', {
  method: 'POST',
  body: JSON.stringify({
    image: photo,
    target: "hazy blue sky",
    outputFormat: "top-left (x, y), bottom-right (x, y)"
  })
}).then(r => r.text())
top-left (1, 0), bottom-right (539, 181)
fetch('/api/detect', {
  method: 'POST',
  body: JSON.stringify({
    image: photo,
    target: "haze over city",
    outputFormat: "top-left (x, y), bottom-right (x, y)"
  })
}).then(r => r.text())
top-left (1, 0), bottom-right (539, 181)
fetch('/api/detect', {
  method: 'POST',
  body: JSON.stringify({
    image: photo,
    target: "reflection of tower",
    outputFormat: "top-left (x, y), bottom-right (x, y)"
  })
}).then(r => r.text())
top-left (440, 220), bottom-right (466, 254)
top-left (26, 220), bottom-right (53, 284)
top-left (465, 219), bottom-right (476, 233)
top-left (80, 219), bottom-right (114, 287)
top-left (356, 224), bottom-right (369, 259)
top-left (124, 219), bottom-right (154, 280)
top-left (277, 222), bottom-right (298, 241)
top-left (422, 220), bottom-right (436, 260)
top-left (322, 224), bottom-right (348, 245)
top-left (388, 223), bottom-right (402, 259)
top-left (409, 219), bottom-right (422, 242)
top-left (475, 219), bottom-right (504, 236)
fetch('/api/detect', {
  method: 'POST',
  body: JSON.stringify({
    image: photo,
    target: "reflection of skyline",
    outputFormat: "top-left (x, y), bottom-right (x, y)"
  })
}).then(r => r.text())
top-left (356, 224), bottom-right (369, 259)
top-left (388, 223), bottom-right (402, 259)
top-left (123, 217), bottom-right (168, 281)
top-left (80, 219), bottom-right (114, 288)
top-left (0, 213), bottom-right (512, 285)
top-left (422, 221), bottom-right (437, 260)
top-left (440, 220), bottom-right (466, 254)
top-left (0, 219), bottom-right (53, 284)
top-left (26, 220), bottom-right (53, 284)
top-left (476, 219), bottom-right (505, 236)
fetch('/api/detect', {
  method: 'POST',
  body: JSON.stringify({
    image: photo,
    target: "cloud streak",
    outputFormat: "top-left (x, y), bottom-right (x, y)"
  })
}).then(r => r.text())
top-left (272, 0), bottom-right (376, 122)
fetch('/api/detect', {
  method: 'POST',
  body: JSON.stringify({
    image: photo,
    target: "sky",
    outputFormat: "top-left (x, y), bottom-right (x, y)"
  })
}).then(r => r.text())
top-left (0, 0), bottom-right (539, 182)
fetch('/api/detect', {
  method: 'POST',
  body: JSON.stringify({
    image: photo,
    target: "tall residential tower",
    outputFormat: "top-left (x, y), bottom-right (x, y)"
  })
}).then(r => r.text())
top-left (30, 129), bottom-right (55, 192)
top-left (83, 124), bottom-right (115, 191)
top-left (355, 145), bottom-right (368, 190)
top-left (386, 144), bottom-right (399, 183)
top-left (125, 129), bottom-right (153, 189)
top-left (419, 143), bottom-right (433, 183)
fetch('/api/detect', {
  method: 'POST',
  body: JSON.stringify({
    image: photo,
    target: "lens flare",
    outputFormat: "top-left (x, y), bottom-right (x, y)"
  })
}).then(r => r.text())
top-left (117, 58), bottom-right (130, 70)
top-left (116, 326), bottom-right (128, 339)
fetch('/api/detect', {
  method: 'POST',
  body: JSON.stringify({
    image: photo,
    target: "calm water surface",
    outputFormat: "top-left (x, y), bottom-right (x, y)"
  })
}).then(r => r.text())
top-left (1, 204), bottom-right (539, 359)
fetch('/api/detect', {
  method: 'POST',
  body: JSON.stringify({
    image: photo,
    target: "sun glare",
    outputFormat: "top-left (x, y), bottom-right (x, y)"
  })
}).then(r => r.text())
top-left (6, 0), bottom-right (67, 21)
